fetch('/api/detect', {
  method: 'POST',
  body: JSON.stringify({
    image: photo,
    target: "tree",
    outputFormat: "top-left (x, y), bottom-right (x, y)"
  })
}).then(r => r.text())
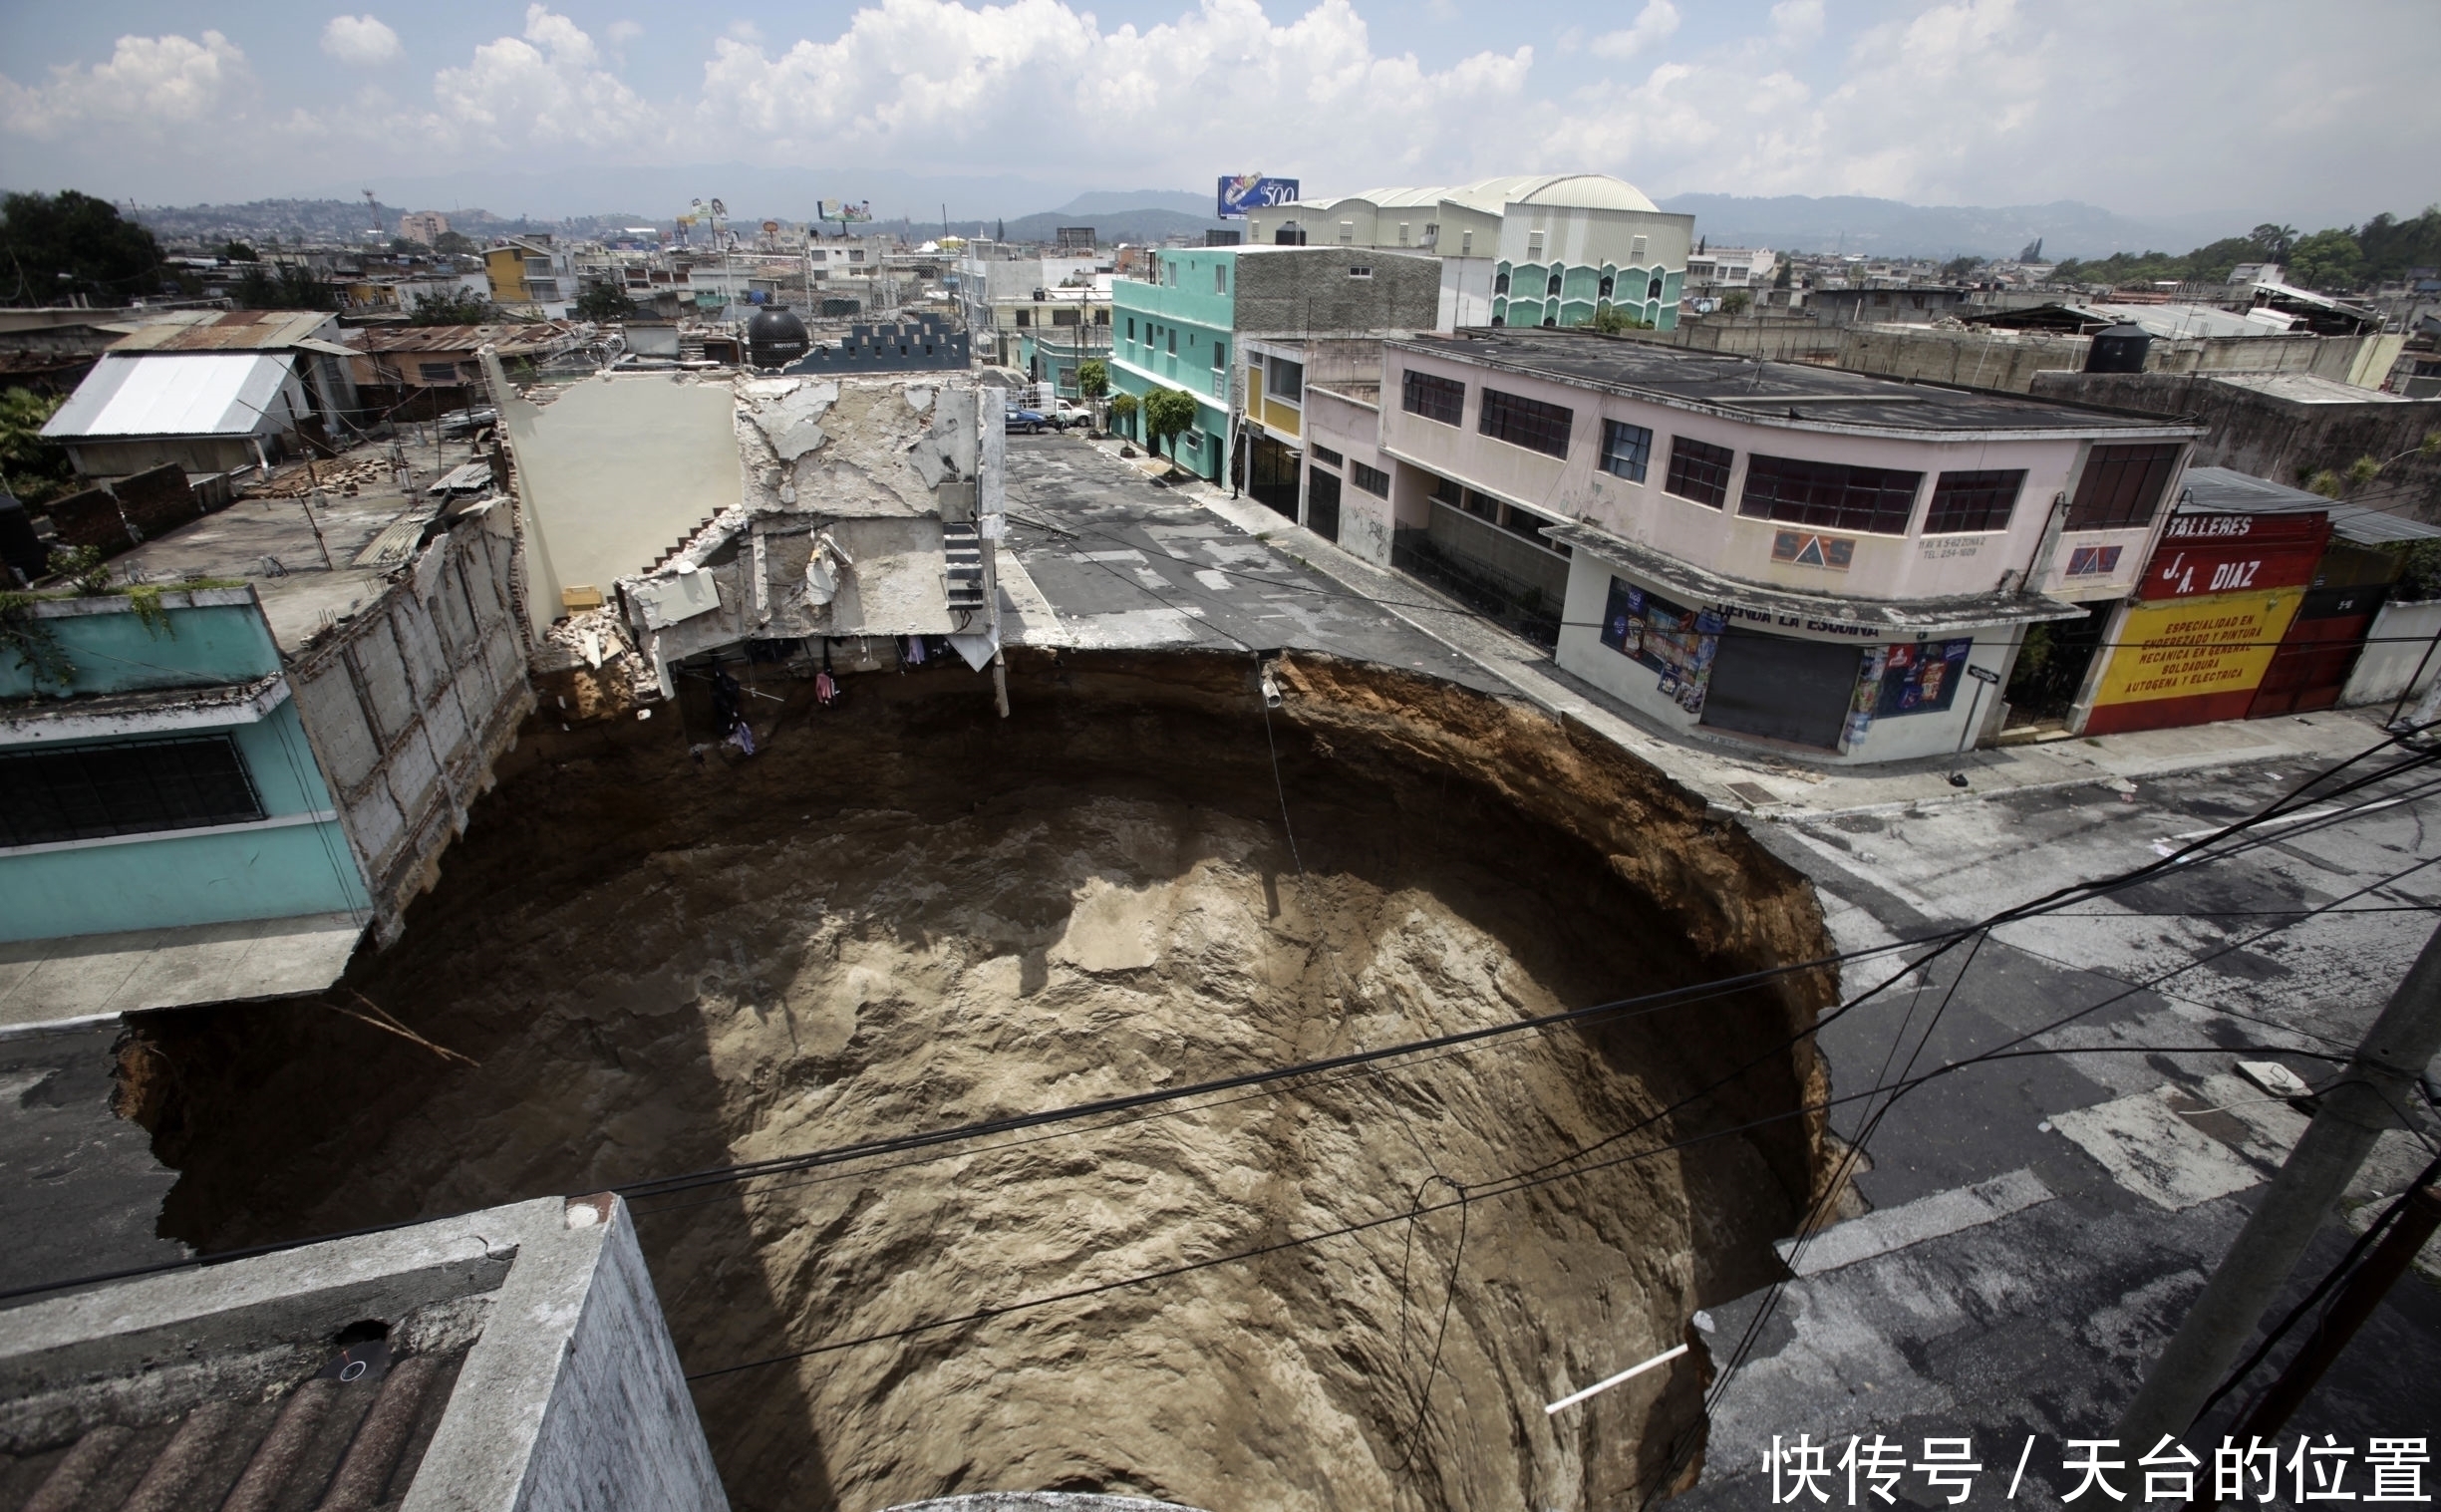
top-left (233, 262), bottom-right (338, 311)
top-left (0, 388), bottom-right (72, 505)
top-left (1941, 255), bottom-right (1984, 281)
top-left (2017, 237), bottom-right (2043, 263)
top-left (1142, 388), bottom-right (1197, 466)
top-left (1773, 258), bottom-right (1793, 290)
top-left (573, 280), bottom-right (636, 320)
top-left (1075, 359), bottom-right (1108, 430)
top-left (1590, 301), bottom-right (1652, 333)
top-left (410, 287), bottom-right (497, 325)
top-left (2249, 223), bottom-right (2300, 262)
top-left (0, 190), bottom-right (166, 306)
top-left (432, 230), bottom-right (478, 255)
top-left (2288, 227), bottom-right (2365, 291)
top-left (390, 236), bottom-right (432, 255)
top-left (220, 240), bottom-right (258, 262)
top-left (1106, 391), bottom-right (1139, 441)
top-left (1720, 289), bottom-right (1753, 316)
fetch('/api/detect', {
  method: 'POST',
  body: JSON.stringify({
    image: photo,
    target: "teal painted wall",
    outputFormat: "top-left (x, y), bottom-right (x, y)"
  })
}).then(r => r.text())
top-left (1112, 255), bottom-right (1236, 480)
top-left (1490, 261), bottom-right (1683, 333)
top-left (0, 595), bottom-right (370, 942)
top-left (0, 598), bottom-right (280, 702)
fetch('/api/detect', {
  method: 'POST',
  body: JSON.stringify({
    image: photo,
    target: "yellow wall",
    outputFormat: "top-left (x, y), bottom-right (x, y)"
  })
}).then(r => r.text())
top-left (2091, 589), bottom-right (2304, 710)
top-left (484, 248), bottom-right (529, 303)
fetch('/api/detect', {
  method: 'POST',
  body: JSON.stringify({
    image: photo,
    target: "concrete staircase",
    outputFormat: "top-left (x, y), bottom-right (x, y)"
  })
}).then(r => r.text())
top-left (942, 521), bottom-right (986, 613)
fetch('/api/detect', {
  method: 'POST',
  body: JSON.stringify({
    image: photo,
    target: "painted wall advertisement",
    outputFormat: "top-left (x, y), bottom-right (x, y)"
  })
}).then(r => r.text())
top-left (2085, 591), bottom-right (2307, 736)
top-left (1844, 637), bottom-right (1975, 749)
top-left (1602, 577), bottom-right (1723, 715)
top-left (1217, 173), bottom-right (1302, 219)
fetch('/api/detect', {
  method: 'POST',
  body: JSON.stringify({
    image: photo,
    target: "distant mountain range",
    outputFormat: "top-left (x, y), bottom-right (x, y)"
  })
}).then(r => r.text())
top-left (1651, 194), bottom-right (2234, 261)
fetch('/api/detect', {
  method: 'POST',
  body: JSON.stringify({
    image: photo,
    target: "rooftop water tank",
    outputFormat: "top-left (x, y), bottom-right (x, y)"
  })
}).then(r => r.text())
top-left (746, 305), bottom-right (809, 369)
top-left (2085, 321), bottom-right (2152, 374)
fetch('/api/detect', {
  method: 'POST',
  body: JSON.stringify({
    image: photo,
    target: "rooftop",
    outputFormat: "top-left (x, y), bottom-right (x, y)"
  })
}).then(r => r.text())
top-left (348, 323), bottom-right (574, 356)
top-left (2179, 464), bottom-right (2441, 544)
top-left (107, 309), bottom-right (340, 355)
top-left (41, 353), bottom-right (303, 442)
top-left (2205, 371), bottom-right (2415, 406)
top-left (1394, 330), bottom-right (2202, 437)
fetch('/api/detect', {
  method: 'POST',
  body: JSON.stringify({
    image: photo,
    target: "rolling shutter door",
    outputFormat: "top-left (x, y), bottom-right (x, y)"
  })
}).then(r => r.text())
top-left (1700, 629), bottom-right (1863, 750)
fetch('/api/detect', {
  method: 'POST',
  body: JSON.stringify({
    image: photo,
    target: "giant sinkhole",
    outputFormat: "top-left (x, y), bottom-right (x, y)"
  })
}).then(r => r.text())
top-left (123, 650), bottom-right (1835, 1512)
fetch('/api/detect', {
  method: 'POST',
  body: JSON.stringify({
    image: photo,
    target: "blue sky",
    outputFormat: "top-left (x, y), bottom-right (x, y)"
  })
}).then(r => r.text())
top-left (4, 0), bottom-right (2436, 228)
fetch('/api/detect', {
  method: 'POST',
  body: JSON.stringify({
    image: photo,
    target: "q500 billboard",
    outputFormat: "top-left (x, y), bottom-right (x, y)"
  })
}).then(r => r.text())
top-left (1217, 174), bottom-right (1301, 219)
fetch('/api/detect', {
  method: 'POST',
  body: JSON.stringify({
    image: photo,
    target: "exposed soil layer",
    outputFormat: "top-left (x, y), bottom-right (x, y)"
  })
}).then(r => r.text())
top-left (124, 650), bottom-right (1834, 1512)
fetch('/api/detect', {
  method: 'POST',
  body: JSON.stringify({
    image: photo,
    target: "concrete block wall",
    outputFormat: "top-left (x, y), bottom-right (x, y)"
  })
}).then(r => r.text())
top-left (1234, 249), bottom-right (1441, 337)
top-left (35, 465), bottom-right (213, 558)
top-left (287, 502), bottom-right (534, 944)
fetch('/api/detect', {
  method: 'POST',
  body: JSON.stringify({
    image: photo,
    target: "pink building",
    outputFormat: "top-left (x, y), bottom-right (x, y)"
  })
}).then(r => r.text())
top-left (1309, 330), bottom-right (2204, 762)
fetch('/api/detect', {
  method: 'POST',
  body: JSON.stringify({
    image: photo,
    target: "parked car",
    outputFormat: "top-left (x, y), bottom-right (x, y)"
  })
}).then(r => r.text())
top-left (1043, 399), bottom-right (1093, 430)
top-left (1004, 406), bottom-right (1050, 434)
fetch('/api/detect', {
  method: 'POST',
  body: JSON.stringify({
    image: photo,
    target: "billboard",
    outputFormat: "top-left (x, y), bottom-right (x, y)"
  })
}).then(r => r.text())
top-left (2137, 511), bottom-right (2330, 601)
top-left (1217, 174), bottom-right (1302, 219)
top-left (819, 199), bottom-right (873, 223)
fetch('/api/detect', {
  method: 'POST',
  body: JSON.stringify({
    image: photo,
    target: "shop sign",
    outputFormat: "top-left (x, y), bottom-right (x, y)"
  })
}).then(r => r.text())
top-left (1875, 638), bottom-right (1973, 718)
top-left (2086, 589), bottom-right (2306, 735)
top-left (1601, 578), bottom-right (1725, 716)
top-left (2138, 512), bottom-right (2329, 601)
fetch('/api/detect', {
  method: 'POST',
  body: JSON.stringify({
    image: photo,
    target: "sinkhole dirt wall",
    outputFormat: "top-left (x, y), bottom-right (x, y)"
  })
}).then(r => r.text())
top-left (120, 649), bottom-right (1836, 1512)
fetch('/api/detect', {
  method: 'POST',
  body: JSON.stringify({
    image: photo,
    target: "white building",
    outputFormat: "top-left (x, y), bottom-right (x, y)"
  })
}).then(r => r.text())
top-left (1244, 173), bottom-right (1694, 334)
top-left (1302, 329), bottom-right (2206, 763)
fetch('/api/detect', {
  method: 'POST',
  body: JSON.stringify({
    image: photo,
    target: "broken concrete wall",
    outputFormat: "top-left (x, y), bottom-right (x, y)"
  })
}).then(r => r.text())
top-left (490, 368), bottom-right (747, 637)
top-left (287, 502), bottom-right (534, 944)
top-left (617, 377), bottom-right (980, 688)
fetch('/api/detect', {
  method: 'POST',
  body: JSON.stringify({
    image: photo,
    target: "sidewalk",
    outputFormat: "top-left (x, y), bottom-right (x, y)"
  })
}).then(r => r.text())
top-left (1080, 437), bottom-right (2398, 819)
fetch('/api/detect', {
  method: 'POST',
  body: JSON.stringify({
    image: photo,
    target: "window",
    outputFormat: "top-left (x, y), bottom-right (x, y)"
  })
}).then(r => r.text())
top-left (2067, 443), bottom-right (2182, 530)
top-left (1924, 468), bottom-right (2025, 533)
top-left (418, 362), bottom-right (462, 384)
top-left (1126, 317), bottom-right (1136, 342)
top-left (1401, 369), bottom-right (1464, 426)
top-left (1052, 308), bottom-right (1078, 327)
top-left (1527, 232), bottom-right (1544, 260)
top-left (1213, 341), bottom-right (1227, 372)
top-left (1016, 309), bottom-right (1031, 328)
top-left (1598, 275), bottom-right (1615, 299)
top-left (1340, 221), bottom-right (1355, 244)
top-left (1601, 420), bottom-right (1654, 482)
top-left (1214, 264), bottom-right (1227, 294)
top-left (1630, 234), bottom-right (1648, 261)
top-left (1167, 329), bottom-right (1177, 355)
top-left (1647, 276), bottom-right (1664, 300)
top-left (1497, 503), bottom-right (1567, 553)
top-left (1546, 271), bottom-right (1563, 297)
top-left (1461, 230), bottom-right (1473, 255)
top-left (1165, 260), bottom-right (1177, 287)
top-left (1349, 266), bottom-right (1373, 279)
top-left (1665, 437), bottom-right (1736, 508)
top-left (1493, 271), bottom-right (1510, 295)
top-left (809, 249), bottom-right (828, 262)
top-left (849, 250), bottom-right (865, 263)
top-left (1479, 388), bottom-right (1574, 458)
top-left (1430, 474), bottom-right (1462, 507)
top-left (1267, 356), bottom-right (1304, 403)
top-left (1738, 454), bottom-right (1923, 535)
top-left (1397, 223), bottom-right (1410, 246)
top-left (1351, 460), bottom-right (1389, 496)
top-left (1, 736), bottom-right (264, 847)
top-left (1311, 445), bottom-right (1344, 468)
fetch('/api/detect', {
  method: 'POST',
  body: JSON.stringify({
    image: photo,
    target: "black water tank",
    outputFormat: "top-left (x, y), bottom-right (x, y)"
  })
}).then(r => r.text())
top-left (746, 306), bottom-right (810, 369)
top-left (2086, 321), bottom-right (2152, 373)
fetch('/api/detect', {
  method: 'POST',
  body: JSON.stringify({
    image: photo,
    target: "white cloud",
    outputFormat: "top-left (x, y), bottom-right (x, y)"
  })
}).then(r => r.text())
top-left (0, 30), bottom-right (250, 139)
top-left (428, 5), bottom-right (664, 151)
top-left (695, 0), bottom-right (1531, 188)
top-left (1591, 0), bottom-right (1679, 62)
top-left (2, 0), bottom-right (2436, 222)
top-left (322, 15), bottom-right (405, 67)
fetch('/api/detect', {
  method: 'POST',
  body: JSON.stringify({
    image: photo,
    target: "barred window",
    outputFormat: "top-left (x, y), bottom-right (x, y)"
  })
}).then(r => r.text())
top-left (1402, 370), bottom-right (1465, 426)
top-left (1924, 468), bottom-right (2025, 534)
top-left (1665, 436), bottom-right (1735, 508)
top-left (1601, 420), bottom-right (1654, 482)
top-left (2, 735), bottom-right (264, 848)
top-left (1738, 454), bottom-right (1923, 535)
top-left (1311, 445), bottom-right (1344, 468)
top-left (1478, 388), bottom-right (1574, 458)
top-left (1351, 460), bottom-right (1389, 496)
top-left (1429, 474), bottom-right (1462, 507)
top-left (2067, 443), bottom-right (2182, 530)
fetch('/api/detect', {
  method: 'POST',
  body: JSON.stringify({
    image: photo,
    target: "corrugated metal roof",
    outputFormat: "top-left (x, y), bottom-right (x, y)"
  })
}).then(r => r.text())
top-left (349, 323), bottom-right (570, 355)
top-left (109, 310), bottom-right (338, 353)
top-left (40, 353), bottom-right (304, 441)
top-left (2179, 464), bottom-right (2441, 543)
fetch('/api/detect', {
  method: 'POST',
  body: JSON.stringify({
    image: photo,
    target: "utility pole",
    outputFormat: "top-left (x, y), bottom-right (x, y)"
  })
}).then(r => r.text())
top-left (979, 379), bottom-right (1011, 720)
top-left (2115, 918), bottom-right (2441, 1449)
